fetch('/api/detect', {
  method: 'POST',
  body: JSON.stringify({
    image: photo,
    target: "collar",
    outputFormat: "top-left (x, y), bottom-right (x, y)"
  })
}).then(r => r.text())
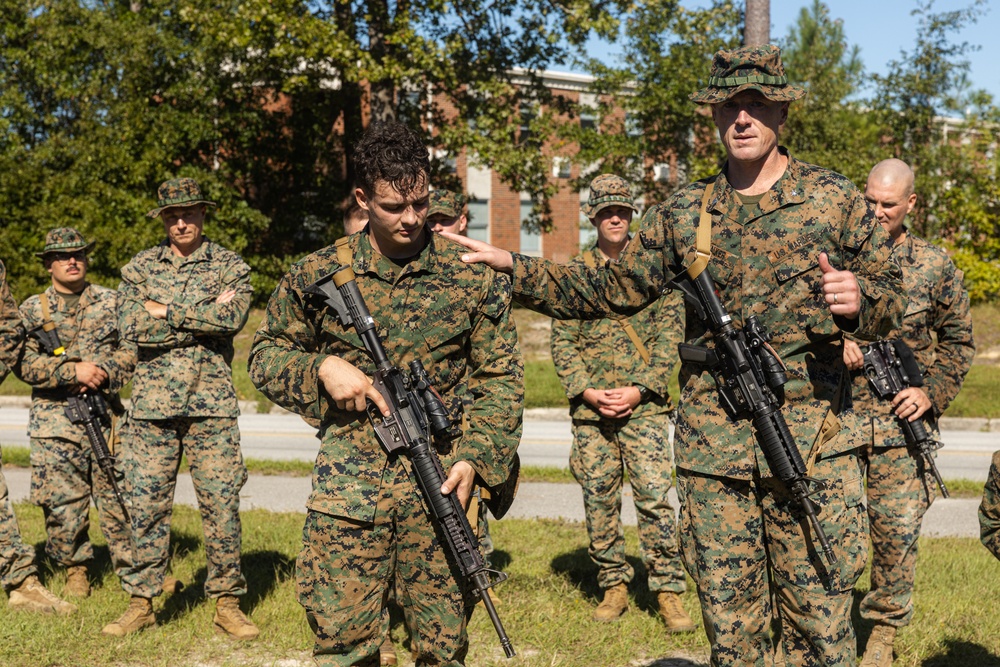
top-left (709, 147), bottom-right (808, 219)
top-left (350, 230), bottom-right (438, 284)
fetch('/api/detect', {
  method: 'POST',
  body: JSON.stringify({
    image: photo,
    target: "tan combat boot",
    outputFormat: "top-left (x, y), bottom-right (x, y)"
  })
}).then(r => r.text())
top-left (8, 575), bottom-right (77, 615)
top-left (593, 583), bottom-right (629, 622)
top-left (102, 596), bottom-right (155, 636)
top-left (860, 625), bottom-right (896, 667)
top-left (379, 636), bottom-right (398, 666)
top-left (65, 565), bottom-right (91, 598)
top-left (213, 595), bottom-right (260, 640)
top-left (656, 592), bottom-right (696, 633)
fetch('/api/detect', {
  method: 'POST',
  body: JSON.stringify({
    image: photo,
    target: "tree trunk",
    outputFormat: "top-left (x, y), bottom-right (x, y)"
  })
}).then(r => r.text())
top-left (744, 0), bottom-right (770, 45)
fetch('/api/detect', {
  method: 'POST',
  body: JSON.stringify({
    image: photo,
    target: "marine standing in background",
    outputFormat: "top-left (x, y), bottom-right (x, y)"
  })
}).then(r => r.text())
top-left (0, 258), bottom-right (77, 615)
top-left (249, 120), bottom-right (523, 666)
top-left (842, 159), bottom-right (975, 667)
top-left (105, 178), bottom-right (259, 640)
top-left (17, 228), bottom-right (136, 600)
top-left (549, 175), bottom-right (695, 633)
top-left (442, 44), bottom-right (905, 667)
top-left (980, 452), bottom-right (1000, 560)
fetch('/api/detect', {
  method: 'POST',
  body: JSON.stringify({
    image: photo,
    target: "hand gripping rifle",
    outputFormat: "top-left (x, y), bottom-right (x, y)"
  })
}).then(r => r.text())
top-left (862, 339), bottom-right (949, 498)
top-left (673, 268), bottom-right (837, 565)
top-left (28, 323), bottom-right (130, 522)
top-left (306, 266), bottom-right (516, 659)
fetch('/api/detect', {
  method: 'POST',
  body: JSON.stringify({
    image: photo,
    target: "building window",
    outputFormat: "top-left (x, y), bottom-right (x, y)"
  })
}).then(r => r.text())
top-left (467, 199), bottom-right (490, 243)
top-left (519, 199), bottom-right (541, 256)
top-left (625, 112), bottom-right (643, 137)
top-left (579, 212), bottom-right (596, 253)
top-left (580, 109), bottom-right (597, 131)
top-left (552, 157), bottom-right (571, 179)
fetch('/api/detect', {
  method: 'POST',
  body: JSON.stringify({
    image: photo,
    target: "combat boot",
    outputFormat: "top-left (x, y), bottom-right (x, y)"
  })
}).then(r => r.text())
top-left (860, 625), bottom-right (896, 667)
top-left (379, 636), bottom-right (398, 666)
top-left (593, 583), bottom-right (629, 622)
top-left (656, 592), bottom-right (696, 633)
top-left (102, 596), bottom-right (155, 636)
top-left (8, 575), bottom-right (77, 615)
top-left (213, 595), bottom-right (260, 640)
top-left (65, 565), bottom-right (91, 598)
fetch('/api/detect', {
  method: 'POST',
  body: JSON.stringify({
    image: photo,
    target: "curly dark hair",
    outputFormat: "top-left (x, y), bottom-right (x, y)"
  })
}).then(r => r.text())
top-left (353, 120), bottom-right (430, 197)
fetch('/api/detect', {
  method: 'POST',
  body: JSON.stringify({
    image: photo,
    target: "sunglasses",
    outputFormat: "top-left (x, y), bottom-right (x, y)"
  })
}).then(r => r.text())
top-left (50, 251), bottom-right (87, 263)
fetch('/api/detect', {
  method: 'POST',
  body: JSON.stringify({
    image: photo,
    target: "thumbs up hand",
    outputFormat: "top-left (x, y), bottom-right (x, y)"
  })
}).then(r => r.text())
top-left (819, 252), bottom-right (860, 319)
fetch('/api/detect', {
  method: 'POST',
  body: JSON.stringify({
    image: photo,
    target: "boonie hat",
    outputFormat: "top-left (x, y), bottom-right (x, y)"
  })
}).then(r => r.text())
top-left (690, 44), bottom-right (806, 104)
top-left (35, 227), bottom-right (95, 258)
top-left (147, 177), bottom-right (217, 218)
top-left (582, 174), bottom-right (637, 219)
top-left (427, 190), bottom-right (466, 218)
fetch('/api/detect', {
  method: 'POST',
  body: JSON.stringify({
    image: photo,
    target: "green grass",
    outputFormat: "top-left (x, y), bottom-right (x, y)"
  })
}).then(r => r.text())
top-left (523, 359), bottom-right (567, 410)
top-left (2, 504), bottom-right (1000, 666)
top-left (943, 364), bottom-right (1000, 419)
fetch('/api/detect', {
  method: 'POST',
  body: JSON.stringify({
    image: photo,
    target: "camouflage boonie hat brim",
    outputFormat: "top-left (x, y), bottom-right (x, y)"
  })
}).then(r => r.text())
top-left (427, 190), bottom-right (466, 219)
top-left (147, 177), bottom-right (217, 218)
top-left (581, 174), bottom-right (637, 219)
top-left (35, 227), bottom-right (95, 258)
top-left (690, 44), bottom-right (806, 104)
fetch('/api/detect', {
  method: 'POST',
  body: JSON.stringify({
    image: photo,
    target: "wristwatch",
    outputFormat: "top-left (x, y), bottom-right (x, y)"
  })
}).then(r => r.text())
top-left (636, 385), bottom-right (652, 402)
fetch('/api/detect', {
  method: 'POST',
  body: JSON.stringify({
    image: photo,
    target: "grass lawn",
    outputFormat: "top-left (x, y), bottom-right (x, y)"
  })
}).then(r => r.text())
top-left (1, 504), bottom-right (999, 667)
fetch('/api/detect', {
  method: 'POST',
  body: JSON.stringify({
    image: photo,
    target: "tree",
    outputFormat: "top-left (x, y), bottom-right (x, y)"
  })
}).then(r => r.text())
top-left (561, 0), bottom-right (742, 206)
top-left (0, 0), bottom-right (631, 300)
top-left (867, 0), bottom-right (1000, 302)
top-left (779, 0), bottom-right (882, 184)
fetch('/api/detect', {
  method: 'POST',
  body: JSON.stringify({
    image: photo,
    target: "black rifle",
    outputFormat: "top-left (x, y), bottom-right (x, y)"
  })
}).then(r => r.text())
top-left (306, 267), bottom-right (516, 659)
top-left (673, 269), bottom-right (837, 565)
top-left (862, 339), bottom-right (949, 498)
top-left (28, 323), bottom-right (129, 522)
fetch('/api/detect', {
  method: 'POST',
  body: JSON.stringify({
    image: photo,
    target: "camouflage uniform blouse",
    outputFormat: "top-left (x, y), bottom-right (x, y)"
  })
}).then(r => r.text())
top-left (512, 152), bottom-right (905, 479)
top-left (980, 450), bottom-right (1000, 559)
top-left (118, 239), bottom-right (252, 419)
top-left (0, 260), bottom-right (24, 382)
top-left (551, 245), bottom-right (683, 421)
top-left (248, 233), bottom-right (523, 522)
top-left (863, 233), bottom-right (975, 448)
top-left (19, 284), bottom-right (136, 441)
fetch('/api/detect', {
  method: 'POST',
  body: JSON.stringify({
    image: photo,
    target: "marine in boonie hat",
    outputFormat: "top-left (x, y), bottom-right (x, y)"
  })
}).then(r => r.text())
top-left (147, 177), bottom-right (217, 218)
top-left (427, 190), bottom-right (466, 218)
top-left (581, 174), bottom-right (638, 219)
top-left (34, 227), bottom-right (96, 258)
top-left (690, 44), bottom-right (806, 104)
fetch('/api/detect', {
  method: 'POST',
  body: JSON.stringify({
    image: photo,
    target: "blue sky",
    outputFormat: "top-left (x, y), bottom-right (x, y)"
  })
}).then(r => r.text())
top-left (578, 1), bottom-right (999, 102)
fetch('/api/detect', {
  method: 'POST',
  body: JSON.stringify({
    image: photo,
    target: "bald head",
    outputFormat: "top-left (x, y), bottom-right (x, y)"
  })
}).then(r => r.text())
top-left (865, 158), bottom-right (917, 243)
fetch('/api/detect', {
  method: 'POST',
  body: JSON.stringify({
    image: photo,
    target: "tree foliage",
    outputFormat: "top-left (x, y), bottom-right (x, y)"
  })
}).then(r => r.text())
top-left (562, 0), bottom-right (741, 206)
top-left (779, 0), bottom-right (882, 184)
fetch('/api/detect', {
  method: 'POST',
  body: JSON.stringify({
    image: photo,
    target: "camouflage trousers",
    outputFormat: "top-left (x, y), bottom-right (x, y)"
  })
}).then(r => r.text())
top-left (121, 416), bottom-right (248, 599)
top-left (569, 416), bottom-right (686, 593)
top-left (0, 452), bottom-right (37, 590)
top-left (676, 451), bottom-right (868, 667)
top-left (29, 435), bottom-right (135, 585)
top-left (298, 458), bottom-right (473, 666)
top-left (860, 444), bottom-right (936, 628)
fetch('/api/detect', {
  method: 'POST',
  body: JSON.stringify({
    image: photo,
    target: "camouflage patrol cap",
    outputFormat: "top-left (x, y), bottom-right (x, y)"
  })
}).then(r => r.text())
top-left (147, 177), bottom-right (217, 218)
top-left (690, 44), bottom-right (806, 104)
top-left (427, 189), bottom-right (466, 218)
top-left (582, 174), bottom-right (637, 219)
top-left (35, 227), bottom-right (95, 258)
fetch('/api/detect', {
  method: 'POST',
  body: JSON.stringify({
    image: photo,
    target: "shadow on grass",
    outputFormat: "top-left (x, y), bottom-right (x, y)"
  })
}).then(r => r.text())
top-left (550, 546), bottom-right (648, 607)
top-left (156, 548), bottom-right (294, 623)
top-left (921, 640), bottom-right (1000, 666)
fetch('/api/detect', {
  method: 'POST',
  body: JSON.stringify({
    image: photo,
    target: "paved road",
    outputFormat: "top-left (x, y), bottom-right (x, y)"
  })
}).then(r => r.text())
top-left (1, 406), bottom-right (995, 537)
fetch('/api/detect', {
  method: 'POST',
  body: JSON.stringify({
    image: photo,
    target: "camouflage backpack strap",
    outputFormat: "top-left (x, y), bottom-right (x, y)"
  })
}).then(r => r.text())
top-left (582, 248), bottom-right (651, 363)
top-left (37, 292), bottom-right (66, 356)
top-left (686, 177), bottom-right (717, 280)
